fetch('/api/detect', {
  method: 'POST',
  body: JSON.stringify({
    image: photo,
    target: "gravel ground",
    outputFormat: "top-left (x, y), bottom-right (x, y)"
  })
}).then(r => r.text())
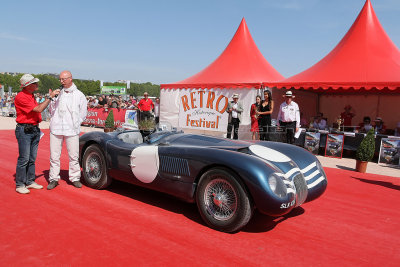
top-left (1, 116), bottom-right (398, 177)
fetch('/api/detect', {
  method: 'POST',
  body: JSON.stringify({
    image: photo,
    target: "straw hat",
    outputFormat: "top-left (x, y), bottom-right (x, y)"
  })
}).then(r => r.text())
top-left (283, 91), bottom-right (295, 98)
top-left (20, 74), bottom-right (39, 88)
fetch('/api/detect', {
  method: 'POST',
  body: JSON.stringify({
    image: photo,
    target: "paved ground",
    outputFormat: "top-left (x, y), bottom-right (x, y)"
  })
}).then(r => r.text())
top-left (1, 116), bottom-right (399, 177)
top-left (316, 155), bottom-right (399, 178)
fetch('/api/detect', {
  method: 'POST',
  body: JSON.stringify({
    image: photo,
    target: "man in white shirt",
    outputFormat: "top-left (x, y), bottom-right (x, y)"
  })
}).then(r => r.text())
top-left (226, 94), bottom-right (243, 140)
top-left (277, 91), bottom-right (300, 144)
top-left (47, 71), bottom-right (88, 190)
top-left (313, 112), bottom-right (327, 130)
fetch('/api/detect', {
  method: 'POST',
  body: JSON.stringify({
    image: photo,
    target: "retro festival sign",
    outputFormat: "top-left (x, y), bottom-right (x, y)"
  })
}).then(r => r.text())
top-left (178, 89), bottom-right (229, 131)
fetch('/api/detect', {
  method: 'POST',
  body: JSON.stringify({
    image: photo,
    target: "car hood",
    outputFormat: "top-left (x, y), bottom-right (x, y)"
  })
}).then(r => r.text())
top-left (168, 134), bottom-right (297, 172)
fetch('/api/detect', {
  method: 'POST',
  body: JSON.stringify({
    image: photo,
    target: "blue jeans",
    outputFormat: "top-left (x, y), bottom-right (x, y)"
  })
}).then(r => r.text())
top-left (15, 125), bottom-right (40, 188)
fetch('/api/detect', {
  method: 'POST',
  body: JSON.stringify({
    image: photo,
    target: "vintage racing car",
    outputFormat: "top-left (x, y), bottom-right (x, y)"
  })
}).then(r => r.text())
top-left (79, 123), bottom-right (327, 232)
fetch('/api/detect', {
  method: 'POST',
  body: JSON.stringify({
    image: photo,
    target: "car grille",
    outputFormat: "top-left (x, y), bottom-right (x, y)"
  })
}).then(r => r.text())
top-left (160, 156), bottom-right (190, 177)
top-left (293, 173), bottom-right (308, 207)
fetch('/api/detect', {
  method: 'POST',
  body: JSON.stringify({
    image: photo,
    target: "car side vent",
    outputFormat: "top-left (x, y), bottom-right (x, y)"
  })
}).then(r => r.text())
top-left (237, 147), bottom-right (251, 154)
top-left (160, 156), bottom-right (190, 177)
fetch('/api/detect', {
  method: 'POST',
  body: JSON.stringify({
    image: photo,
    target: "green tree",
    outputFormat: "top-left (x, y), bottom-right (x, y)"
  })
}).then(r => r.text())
top-left (0, 73), bottom-right (160, 97)
top-left (105, 109), bottom-right (115, 128)
top-left (356, 128), bottom-right (376, 162)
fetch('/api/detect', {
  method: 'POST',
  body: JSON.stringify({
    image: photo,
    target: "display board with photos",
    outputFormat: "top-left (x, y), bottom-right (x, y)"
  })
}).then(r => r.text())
top-left (378, 138), bottom-right (400, 165)
top-left (304, 132), bottom-right (321, 155)
top-left (325, 134), bottom-right (344, 158)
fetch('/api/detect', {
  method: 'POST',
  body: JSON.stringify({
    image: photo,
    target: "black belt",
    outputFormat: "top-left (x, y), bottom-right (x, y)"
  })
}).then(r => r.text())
top-left (17, 123), bottom-right (39, 127)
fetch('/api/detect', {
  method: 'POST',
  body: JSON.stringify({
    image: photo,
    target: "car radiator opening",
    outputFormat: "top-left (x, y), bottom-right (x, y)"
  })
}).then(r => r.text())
top-left (293, 173), bottom-right (308, 207)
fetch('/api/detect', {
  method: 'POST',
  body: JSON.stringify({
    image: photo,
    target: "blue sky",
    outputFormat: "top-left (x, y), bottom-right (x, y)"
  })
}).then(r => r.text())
top-left (1, 0), bottom-right (400, 84)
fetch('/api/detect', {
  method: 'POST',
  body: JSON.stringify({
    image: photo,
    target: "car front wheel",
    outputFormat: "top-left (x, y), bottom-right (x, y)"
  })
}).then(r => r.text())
top-left (82, 144), bottom-right (111, 189)
top-left (196, 168), bottom-right (253, 233)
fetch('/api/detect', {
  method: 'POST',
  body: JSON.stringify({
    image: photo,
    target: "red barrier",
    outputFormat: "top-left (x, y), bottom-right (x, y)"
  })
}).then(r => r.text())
top-left (83, 108), bottom-right (126, 128)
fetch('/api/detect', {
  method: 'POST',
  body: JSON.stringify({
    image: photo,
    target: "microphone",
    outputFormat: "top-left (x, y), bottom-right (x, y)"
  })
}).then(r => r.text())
top-left (54, 85), bottom-right (63, 98)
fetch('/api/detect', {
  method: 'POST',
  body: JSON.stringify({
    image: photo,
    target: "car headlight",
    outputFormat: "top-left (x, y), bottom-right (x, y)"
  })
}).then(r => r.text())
top-left (268, 173), bottom-right (287, 197)
top-left (268, 175), bottom-right (277, 192)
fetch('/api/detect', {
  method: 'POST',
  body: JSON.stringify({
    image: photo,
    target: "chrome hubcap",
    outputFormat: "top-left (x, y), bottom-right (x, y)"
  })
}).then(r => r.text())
top-left (204, 178), bottom-right (237, 221)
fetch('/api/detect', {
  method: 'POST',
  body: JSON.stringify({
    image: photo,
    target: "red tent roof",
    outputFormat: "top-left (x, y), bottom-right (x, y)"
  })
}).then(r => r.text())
top-left (161, 18), bottom-right (284, 89)
top-left (266, 0), bottom-right (400, 91)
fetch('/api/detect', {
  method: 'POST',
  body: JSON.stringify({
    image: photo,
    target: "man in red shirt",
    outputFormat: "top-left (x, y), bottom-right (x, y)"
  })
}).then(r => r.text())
top-left (340, 105), bottom-right (356, 127)
top-left (137, 92), bottom-right (154, 121)
top-left (14, 74), bottom-right (60, 194)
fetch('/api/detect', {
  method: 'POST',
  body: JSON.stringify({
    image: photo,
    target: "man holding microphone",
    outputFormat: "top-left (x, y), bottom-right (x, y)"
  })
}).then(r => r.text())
top-left (14, 74), bottom-right (60, 194)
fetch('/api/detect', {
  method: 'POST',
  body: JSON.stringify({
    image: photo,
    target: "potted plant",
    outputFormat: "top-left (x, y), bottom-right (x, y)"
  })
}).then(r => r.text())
top-left (104, 109), bottom-right (115, 133)
top-left (355, 128), bottom-right (375, 173)
top-left (139, 118), bottom-right (155, 137)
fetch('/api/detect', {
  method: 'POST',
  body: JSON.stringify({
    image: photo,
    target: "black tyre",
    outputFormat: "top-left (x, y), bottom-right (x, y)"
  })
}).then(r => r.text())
top-left (82, 144), bottom-right (111, 189)
top-left (196, 168), bottom-right (253, 233)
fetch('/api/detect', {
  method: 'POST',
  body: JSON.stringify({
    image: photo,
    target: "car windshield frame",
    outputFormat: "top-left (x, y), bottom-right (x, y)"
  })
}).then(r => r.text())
top-left (147, 129), bottom-right (182, 144)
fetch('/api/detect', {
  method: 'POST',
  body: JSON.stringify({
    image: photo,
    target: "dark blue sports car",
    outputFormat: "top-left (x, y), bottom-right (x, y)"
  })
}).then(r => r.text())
top-left (79, 123), bottom-right (327, 232)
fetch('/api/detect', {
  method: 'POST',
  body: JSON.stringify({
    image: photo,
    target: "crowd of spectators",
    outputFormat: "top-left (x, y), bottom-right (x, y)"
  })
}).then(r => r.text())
top-left (87, 94), bottom-right (134, 109)
top-left (0, 92), bottom-right (161, 123)
top-left (86, 93), bottom-right (160, 122)
top-left (1, 93), bottom-right (19, 118)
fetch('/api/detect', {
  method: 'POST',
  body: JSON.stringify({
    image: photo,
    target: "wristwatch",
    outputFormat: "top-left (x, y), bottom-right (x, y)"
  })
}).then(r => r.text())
top-left (47, 96), bottom-right (54, 101)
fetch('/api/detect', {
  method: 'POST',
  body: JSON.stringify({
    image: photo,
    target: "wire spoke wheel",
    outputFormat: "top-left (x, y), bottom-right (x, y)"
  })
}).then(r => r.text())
top-left (204, 178), bottom-right (237, 221)
top-left (82, 144), bottom-right (111, 189)
top-left (196, 168), bottom-right (253, 233)
top-left (85, 151), bottom-right (102, 183)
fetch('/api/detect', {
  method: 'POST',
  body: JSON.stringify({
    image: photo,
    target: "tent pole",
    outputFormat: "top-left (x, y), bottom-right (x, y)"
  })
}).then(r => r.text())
top-left (376, 94), bottom-right (381, 116)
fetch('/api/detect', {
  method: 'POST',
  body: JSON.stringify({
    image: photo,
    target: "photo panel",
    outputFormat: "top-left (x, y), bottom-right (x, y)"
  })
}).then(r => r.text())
top-left (325, 134), bottom-right (344, 158)
top-left (378, 138), bottom-right (400, 165)
top-left (304, 132), bottom-right (321, 155)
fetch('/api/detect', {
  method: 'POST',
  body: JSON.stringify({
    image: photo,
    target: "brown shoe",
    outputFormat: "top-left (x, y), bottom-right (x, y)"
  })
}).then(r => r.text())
top-left (72, 181), bottom-right (82, 188)
top-left (47, 180), bottom-right (59, 190)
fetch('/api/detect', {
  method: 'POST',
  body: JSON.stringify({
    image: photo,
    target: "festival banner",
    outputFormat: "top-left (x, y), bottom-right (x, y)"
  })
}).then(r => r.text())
top-left (325, 134), bottom-right (344, 158)
top-left (100, 86), bottom-right (126, 95)
top-left (178, 89), bottom-right (230, 131)
top-left (378, 138), bottom-right (400, 165)
top-left (304, 132), bottom-right (321, 155)
top-left (83, 108), bottom-right (126, 128)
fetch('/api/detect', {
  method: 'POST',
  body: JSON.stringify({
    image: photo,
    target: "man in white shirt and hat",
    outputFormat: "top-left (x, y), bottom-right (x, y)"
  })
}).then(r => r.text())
top-left (226, 93), bottom-right (243, 140)
top-left (47, 70), bottom-right (88, 190)
top-left (277, 90), bottom-right (300, 144)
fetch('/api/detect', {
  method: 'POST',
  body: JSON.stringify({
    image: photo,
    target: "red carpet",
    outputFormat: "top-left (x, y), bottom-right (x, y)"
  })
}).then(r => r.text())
top-left (0, 129), bottom-right (399, 266)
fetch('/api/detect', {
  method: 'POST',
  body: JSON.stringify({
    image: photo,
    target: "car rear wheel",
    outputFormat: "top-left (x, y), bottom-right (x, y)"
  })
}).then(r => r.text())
top-left (196, 168), bottom-right (253, 233)
top-left (82, 144), bottom-right (111, 189)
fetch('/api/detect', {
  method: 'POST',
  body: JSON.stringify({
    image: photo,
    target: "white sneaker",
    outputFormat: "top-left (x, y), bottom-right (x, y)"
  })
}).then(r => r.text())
top-left (16, 186), bottom-right (30, 194)
top-left (26, 182), bottom-right (43, 189)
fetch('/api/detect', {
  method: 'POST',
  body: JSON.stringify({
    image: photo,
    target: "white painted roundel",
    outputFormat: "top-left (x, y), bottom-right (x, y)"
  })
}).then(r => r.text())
top-left (130, 146), bottom-right (159, 183)
top-left (249, 145), bottom-right (291, 163)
